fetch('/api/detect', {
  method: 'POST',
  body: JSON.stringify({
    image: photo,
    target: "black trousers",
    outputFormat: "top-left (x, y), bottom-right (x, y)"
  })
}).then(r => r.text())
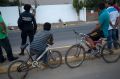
top-left (21, 30), bottom-right (34, 46)
top-left (0, 37), bottom-right (14, 61)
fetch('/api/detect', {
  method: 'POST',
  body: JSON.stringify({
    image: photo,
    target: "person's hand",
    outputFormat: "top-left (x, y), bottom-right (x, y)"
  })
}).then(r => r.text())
top-left (2, 30), bottom-right (7, 34)
top-left (112, 25), bottom-right (117, 29)
top-left (33, 28), bottom-right (37, 35)
top-left (49, 42), bottom-right (54, 45)
top-left (47, 39), bottom-right (54, 45)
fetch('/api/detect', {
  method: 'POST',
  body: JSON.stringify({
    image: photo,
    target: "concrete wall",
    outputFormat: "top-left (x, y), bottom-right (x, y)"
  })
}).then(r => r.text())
top-left (0, 6), bottom-right (19, 26)
top-left (0, 4), bottom-right (86, 26)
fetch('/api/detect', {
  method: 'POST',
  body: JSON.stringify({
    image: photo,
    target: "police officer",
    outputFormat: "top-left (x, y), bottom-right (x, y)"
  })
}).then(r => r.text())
top-left (18, 4), bottom-right (37, 55)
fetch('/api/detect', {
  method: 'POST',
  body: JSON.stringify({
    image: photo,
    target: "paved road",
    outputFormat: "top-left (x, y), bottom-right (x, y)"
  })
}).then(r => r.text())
top-left (0, 58), bottom-right (120, 79)
top-left (25, 60), bottom-right (120, 79)
top-left (7, 22), bottom-right (96, 54)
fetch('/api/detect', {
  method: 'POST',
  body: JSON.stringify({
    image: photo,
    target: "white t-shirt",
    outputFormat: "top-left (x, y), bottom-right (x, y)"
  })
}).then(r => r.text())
top-left (107, 6), bottom-right (119, 30)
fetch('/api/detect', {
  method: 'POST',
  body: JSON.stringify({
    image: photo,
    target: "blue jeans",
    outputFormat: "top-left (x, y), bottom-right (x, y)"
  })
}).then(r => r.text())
top-left (107, 29), bottom-right (118, 49)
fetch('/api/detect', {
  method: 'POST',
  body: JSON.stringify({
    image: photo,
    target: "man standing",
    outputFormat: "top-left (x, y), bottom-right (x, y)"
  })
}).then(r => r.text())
top-left (112, 2), bottom-right (120, 40)
top-left (105, 1), bottom-right (119, 48)
top-left (18, 4), bottom-right (37, 55)
top-left (0, 11), bottom-right (18, 63)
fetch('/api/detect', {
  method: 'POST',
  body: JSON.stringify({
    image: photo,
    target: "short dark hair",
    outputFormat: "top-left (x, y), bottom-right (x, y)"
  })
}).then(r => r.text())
top-left (98, 2), bottom-right (106, 10)
top-left (106, 1), bottom-right (114, 6)
top-left (24, 4), bottom-right (31, 11)
top-left (43, 22), bottom-right (51, 31)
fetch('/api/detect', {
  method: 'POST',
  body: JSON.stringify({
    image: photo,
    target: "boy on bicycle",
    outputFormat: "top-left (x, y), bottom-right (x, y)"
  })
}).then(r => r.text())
top-left (30, 22), bottom-right (53, 63)
top-left (85, 2), bottom-right (110, 53)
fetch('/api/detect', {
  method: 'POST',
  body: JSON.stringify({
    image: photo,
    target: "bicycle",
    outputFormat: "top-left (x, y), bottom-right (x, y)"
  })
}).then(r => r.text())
top-left (8, 44), bottom-right (62, 79)
top-left (65, 30), bottom-right (120, 68)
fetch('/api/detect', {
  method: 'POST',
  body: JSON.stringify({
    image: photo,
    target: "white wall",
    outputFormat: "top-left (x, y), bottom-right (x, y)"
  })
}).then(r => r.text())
top-left (0, 4), bottom-right (86, 26)
top-left (0, 6), bottom-right (19, 26)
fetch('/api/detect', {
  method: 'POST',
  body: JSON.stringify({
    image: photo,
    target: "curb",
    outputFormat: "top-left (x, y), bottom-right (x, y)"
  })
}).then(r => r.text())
top-left (0, 45), bottom-right (71, 74)
top-left (0, 49), bottom-right (97, 74)
top-left (0, 43), bottom-right (119, 74)
top-left (8, 21), bottom-right (97, 32)
top-left (0, 66), bottom-right (8, 74)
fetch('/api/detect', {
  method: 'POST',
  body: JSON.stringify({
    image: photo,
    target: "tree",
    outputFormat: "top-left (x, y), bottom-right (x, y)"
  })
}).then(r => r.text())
top-left (73, 0), bottom-right (84, 21)
top-left (0, 0), bottom-right (9, 6)
top-left (32, 0), bottom-right (38, 16)
top-left (84, 0), bottom-right (104, 10)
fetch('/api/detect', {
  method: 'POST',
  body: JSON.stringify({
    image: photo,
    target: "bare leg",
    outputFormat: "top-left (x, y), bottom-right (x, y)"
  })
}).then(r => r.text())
top-left (85, 37), bottom-right (96, 49)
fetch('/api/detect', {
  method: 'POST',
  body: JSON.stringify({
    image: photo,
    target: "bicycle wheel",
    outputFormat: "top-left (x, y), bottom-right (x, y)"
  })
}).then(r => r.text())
top-left (65, 44), bottom-right (85, 68)
top-left (47, 50), bottom-right (62, 68)
top-left (8, 60), bottom-right (29, 79)
top-left (102, 42), bottom-right (120, 63)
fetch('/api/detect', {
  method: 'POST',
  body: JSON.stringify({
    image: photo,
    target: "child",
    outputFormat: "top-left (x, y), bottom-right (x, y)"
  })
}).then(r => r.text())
top-left (30, 22), bottom-right (53, 63)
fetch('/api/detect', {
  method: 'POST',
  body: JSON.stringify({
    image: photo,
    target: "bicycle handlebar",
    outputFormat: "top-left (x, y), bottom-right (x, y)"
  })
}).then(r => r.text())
top-left (72, 29), bottom-right (86, 37)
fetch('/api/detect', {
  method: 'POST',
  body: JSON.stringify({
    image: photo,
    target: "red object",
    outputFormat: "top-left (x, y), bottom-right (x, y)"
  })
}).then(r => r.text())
top-left (113, 5), bottom-right (120, 12)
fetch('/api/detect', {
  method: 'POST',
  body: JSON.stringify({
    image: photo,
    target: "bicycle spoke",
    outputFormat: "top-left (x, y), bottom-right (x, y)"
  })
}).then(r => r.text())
top-left (8, 60), bottom-right (28, 79)
top-left (102, 42), bottom-right (120, 63)
top-left (65, 44), bottom-right (85, 68)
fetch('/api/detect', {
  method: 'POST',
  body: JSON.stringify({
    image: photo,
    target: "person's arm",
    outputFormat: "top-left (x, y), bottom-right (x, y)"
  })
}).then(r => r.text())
top-left (115, 17), bottom-right (119, 27)
top-left (109, 20), bottom-right (115, 28)
top-left (111, 11), bottom-right (120, 28)
top-left (17, 15), bottom-right (23, 30)
top-left (32, 15), bottom-right (37, 34)
top-left (47, 34), bottom-right (54, 45)
top-left (90, 23), bottom-right (100, 33)
top-left (0, 16), bottom-right (7, 33)
top-left (0, 22), bottom-right (7, 33)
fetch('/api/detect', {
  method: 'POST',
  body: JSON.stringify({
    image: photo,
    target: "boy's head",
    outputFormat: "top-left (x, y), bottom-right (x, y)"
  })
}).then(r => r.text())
top-left (43, 22), bottom-right (51, 31)
top-left (97, 2), bottom-right (106, 12)
top-left (24, 4), bottom-right (31, 12)
top-left (105, 0), bottom-right (114, 7)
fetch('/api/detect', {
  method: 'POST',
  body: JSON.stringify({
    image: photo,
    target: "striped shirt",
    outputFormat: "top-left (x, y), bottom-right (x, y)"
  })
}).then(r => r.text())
top-left (30, 30), bottom-right (53, 51)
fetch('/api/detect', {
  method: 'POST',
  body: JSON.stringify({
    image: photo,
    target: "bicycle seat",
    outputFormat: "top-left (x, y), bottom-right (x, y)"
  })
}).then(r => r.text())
top-left (21, 43), bottom-right (29, 49)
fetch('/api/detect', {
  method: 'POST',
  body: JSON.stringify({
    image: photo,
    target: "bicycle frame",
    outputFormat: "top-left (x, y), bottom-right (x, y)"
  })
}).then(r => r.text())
top-left (73, 30), bottom-right (91, 49)
top-left (73, 30), bottom-right (103, 52)
top-left (36, 47), bottom-right (50, 61)
top-left (26, 46), bottom-right (50, 62)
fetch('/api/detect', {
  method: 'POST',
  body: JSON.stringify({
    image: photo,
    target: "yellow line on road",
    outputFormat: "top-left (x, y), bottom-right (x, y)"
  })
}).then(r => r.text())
top-left (50, 45), bottom-right (72, 49)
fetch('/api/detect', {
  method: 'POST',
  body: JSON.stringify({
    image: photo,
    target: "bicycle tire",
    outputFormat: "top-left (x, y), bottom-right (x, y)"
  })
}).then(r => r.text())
top-left (101, 41), bottom-right (120, 63)
top-left (8, 60), bottom-right (29, 79)
top-left (65, 44), bottom-right (85, 68)
top-left (47, 50), bottom-right (62, 68)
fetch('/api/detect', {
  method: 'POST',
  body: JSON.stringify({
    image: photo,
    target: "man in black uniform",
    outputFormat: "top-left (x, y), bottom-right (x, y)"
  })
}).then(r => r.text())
top-left (18, 4), bottom-right (37, 55)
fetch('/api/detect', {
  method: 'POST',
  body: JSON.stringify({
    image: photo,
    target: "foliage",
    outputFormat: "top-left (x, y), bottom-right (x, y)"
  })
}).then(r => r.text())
top-left (73, 0), bottom-right (84, 16)
top-left (0, 0), bottom-right (9, 6)
top-left (84, 0), bottom-right (105, 10)
top-left (0, 0), bottom-right (19, 6)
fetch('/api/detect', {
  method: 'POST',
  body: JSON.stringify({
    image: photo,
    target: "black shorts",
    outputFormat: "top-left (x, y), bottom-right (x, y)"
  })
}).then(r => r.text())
top-left (87, 30), bottom-right (104, 41)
